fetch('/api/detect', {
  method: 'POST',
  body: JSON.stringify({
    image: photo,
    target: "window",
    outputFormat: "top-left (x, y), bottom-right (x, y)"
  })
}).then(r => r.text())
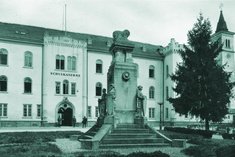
top-left (24, 77), bottom-right (32, 93)
top-left (165, 108), bottom-right (169, 119)
top-left (67, 56), bottom-right (76, 71)
top-left (95, 106), bottom-right (99, 117)
top-left (71, 83), bottom-right (76, 95)
top-left (67, 56), bottom-right (72, 70)
top-left (0, 48), bottom-right (8, 65)
top-left (149, 65), bottom-right (155, 78)
top-left (166, 65), bottom-right (169, 78)
top-left (96, 82), bottom-right (102, 96)
top-left (72, 56), bottom-right (76, 71)
top-left (24, 51), bottom-right (32, 67)
top-left (55, 82), bottom-right (61, 94)
top-left (96, 60), bottom-right (103, 73)
top-left (56, 55), bottom-right (65, 70)
top-left (166, 86), bottom-right (169, 100)
top-left (37, 104), bottom-right (41, 117)
top-left (87, 106), bottom-right (91, 118)
top-left (149, 86), bottom-right (155, 99)
top-left (225, 39), bottom-right (231, 48)
top-left (0, 76), bottom-right (7, 92)
top-left (0, 103), bottom-right (7, 117)
top-left (149, 108), bottom-right (155, 118)
top-left (23, 104), bottom-right (32, 117)
top-left (63, 80), bottom-right (69, 94)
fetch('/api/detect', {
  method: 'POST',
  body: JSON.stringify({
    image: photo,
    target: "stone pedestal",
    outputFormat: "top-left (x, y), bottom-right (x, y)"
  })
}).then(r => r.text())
top-left (134, 116), bottom-right (147, 128)
top-left (107, 39), bottom-right (137, 125)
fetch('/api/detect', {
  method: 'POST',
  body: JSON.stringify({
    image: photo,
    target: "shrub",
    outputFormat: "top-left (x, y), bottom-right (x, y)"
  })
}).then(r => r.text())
top-left (126, 151), bottom-right (170, 157)
top-left (0, 131), bottom-right (82, 144)
top-left (221, 133), bottom-right (235, 140)
top-left (182, 145), bottom-right (216, 157)
top-left (164, 127), bottom-right (213, 138)
top-left (216, 145), bottom-right (235, 157)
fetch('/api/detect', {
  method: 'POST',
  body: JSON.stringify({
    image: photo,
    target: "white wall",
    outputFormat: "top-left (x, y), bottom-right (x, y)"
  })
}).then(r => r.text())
top-left (0, 40), bottom-right (42, 121)
top-left (87, 51), bottom-right (112, 121)
top-left (43, 35), bottom-right (87, 123)
top-left (134, 57), bottom-right (163, 121)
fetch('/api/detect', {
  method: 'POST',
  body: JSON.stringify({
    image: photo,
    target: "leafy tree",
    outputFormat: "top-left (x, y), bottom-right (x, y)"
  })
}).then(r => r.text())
top-left (169, 14), bottom-right (233, 131)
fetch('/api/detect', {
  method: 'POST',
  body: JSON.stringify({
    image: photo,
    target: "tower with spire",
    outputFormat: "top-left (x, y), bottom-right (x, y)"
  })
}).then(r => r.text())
top-left (212, 9), bottom-right (235, 72)
top-left (212, 8), bottom-right (235, 122)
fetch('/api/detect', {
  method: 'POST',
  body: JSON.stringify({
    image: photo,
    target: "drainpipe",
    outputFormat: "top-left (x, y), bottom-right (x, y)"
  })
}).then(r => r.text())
top-left (41, 43), bottom-right (44, 127)
top-left (162, 55), bottom-right (165, 128)
top-left (82, 46), bottom-right (88, 119)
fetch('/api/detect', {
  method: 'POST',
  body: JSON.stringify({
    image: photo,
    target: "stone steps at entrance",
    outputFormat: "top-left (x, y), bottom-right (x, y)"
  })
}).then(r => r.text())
top-left (100, 124), bottom-right (169, 149)
top-left (116, 123), bottom-right (142, 128)
top-left (99, 143), bottom-right (170, 149)
top-left (102, 137), bottom-right (164, 144)
top-left (107, 133), bottom-right (156, 138)
top-left (112, 128), bottom-right (150, 133)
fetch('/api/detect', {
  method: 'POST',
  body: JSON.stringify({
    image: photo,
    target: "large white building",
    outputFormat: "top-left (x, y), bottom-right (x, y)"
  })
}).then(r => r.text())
top-left (0, 10), bottom-right (234, 127)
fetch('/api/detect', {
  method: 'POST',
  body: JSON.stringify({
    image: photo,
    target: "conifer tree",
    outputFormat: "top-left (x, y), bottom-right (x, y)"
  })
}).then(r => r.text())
top-left (169, 14), bottom-right (233, 131)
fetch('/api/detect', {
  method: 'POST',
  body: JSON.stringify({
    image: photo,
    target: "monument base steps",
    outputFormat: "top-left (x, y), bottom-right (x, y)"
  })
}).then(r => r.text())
top-left (99, 123), bottom-right (170, 149)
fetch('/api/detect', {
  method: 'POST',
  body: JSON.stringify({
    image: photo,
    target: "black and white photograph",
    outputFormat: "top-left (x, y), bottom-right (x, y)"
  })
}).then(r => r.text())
top-left (0, 0), bottom-right (235, 156)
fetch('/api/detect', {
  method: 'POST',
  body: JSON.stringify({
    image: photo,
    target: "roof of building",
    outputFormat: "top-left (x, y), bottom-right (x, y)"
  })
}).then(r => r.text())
top-left (0, 22), bottom-right (163, 60)
top-left (216, 10), bottom-right (228, 33)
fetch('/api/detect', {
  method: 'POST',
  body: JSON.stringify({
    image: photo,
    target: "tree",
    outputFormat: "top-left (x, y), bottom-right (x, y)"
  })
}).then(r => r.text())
top-left (169, 14), bottom-right (233, 131)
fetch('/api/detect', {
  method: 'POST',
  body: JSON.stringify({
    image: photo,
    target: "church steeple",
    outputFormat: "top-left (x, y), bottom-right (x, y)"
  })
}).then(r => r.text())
top-left (215, 10), bottom-right (228, 33)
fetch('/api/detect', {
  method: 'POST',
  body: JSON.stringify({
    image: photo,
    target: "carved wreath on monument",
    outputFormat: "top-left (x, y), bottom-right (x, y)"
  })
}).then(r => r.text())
top-left (122, 71), bottom-right (130, 81)
top-left (113, 30), bottom-right (130, 42)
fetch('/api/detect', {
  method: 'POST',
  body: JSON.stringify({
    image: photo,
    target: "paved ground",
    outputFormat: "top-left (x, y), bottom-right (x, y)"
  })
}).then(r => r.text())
top-left (0, 126), bottom-right (90, 133)
top-left (52, 138), bottom-right (190, 157)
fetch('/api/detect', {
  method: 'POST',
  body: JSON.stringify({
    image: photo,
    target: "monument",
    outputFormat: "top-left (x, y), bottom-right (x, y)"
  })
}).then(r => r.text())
top-left (79, 30), bottom-right (159, 150)
top-left (102, 29), bottom-right (147, 126)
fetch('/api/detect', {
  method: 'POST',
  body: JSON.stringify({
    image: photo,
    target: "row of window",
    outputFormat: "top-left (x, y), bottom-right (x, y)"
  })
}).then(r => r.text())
top-left (95, 82), bottom-right (156, 99)
top-left (1, 75), bottom-right (159, 99)
top-left (0, 49), bottom-right (159, 79)
top-left (56, 55), bottom-right (77, 71)
top-left (55, 81), bottom-right (76, 95)
top-left (96, 59), bottom-right (157, 79)
top-left (0, 76), bottom-right (32, 93)
top-left (0, 103), bottom-right (169, 120)
top-left (0, 103), bottom-right (41, 118)
top-left (86, 106), bottom-right (169, 119)
top-left (0, 49), bottom-right (33, 67)
top-left (150, 107), bottom-right (169, 119)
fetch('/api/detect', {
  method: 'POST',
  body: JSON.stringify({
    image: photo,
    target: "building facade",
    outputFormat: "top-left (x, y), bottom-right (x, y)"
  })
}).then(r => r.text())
top-left (0, 10), bottom-right (234, 127)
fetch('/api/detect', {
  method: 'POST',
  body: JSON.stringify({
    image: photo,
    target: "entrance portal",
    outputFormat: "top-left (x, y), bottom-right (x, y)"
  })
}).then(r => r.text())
top-left (58, 105), bottom-right (73, 126)
top-left (56, 97), bottom-right (75, 126)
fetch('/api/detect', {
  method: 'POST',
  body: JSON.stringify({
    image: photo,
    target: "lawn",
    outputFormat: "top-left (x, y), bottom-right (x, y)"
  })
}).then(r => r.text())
top-left (0, 131), bottom-right (170, 157)
top-left (1, 130), bottom-right (235, 157)
top-left (160, 130), bottom-right (235, 157)
top-left (0, 131), bottom-right (81, 157)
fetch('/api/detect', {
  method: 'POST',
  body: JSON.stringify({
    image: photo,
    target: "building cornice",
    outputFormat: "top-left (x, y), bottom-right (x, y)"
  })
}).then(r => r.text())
top-left (0, 37), bottom-right (43, 46)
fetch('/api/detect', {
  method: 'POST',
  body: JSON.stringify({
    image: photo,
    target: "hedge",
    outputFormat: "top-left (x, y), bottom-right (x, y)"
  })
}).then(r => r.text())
top-left (164, 127), bottom-right (213, 138)
top-left (216, 145), bottom-right (235, 157)
top-left (221, 133), bottom-right (235, 140)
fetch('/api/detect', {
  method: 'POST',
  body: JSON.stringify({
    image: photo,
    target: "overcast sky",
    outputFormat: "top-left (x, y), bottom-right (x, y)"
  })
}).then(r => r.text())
top-left (0, 0), bottom-right (234, 46)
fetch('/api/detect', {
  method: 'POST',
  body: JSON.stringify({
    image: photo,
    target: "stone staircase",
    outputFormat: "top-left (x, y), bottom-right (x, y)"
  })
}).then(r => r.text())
top-left (78, 124), bottom-right (101, 139)
top-left (99, 124), bottom-right (170, 149)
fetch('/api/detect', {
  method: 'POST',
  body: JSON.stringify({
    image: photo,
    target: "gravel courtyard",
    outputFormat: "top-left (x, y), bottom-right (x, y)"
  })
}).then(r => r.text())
top-left (52, 138), bottom-right (190, 157)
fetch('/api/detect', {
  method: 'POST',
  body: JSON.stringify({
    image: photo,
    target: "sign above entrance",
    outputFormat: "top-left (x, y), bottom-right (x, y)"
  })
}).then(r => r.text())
top-left (50, 72), bottom-right (80, 77)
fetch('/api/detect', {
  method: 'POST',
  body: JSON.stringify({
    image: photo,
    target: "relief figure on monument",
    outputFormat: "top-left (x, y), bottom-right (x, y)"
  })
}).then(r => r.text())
top-left (98, 88), bottom-right (107, 117)
top-left (136, 85), bottom-right (146, 117)
top-left (106, 84), bottom-right (116, 115)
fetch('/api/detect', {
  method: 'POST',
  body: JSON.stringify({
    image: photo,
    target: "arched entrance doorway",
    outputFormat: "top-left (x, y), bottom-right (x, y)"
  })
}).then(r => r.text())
top-left (57, 97), bottom-right (74, 126)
